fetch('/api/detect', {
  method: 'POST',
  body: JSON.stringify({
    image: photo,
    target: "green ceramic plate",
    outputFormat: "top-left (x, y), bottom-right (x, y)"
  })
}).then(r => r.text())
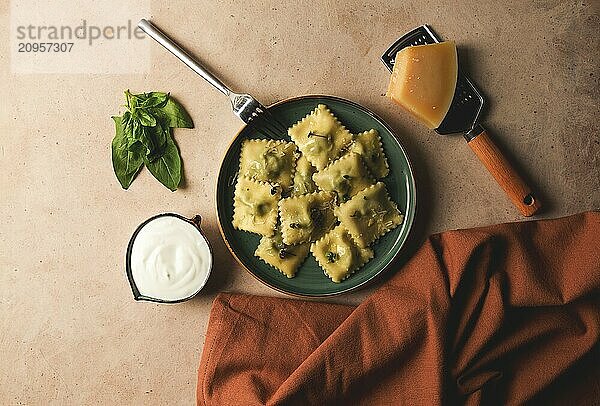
top-left (216, 95), bottom-right (416, 297)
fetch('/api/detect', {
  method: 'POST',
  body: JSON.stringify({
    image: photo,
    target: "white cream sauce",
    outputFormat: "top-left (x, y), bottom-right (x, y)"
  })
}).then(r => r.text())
top-left (130, 216), bottom-right (211, 301)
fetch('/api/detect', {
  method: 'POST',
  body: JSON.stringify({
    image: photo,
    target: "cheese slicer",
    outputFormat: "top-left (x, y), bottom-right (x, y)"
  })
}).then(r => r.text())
top-left (381, 25), bottom-right (541, 217)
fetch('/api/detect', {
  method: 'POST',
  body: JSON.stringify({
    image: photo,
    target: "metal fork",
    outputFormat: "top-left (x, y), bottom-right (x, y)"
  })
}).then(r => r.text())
top-left (138, 19), bottom-right (287, 140)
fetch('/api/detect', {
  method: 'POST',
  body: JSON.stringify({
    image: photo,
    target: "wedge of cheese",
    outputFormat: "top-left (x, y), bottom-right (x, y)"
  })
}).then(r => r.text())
top-left (386, 41), bottom-right (458, 129)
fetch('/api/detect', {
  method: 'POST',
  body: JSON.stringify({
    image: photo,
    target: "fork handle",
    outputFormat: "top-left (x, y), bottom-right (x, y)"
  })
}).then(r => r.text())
top-left (138, 19), bottom-right (231, 96)
top-left (466, 125), bottom-right (541, 217)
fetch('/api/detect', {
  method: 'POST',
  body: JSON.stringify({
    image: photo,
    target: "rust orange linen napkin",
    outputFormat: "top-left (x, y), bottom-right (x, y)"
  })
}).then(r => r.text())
top-left (197, 211), bottom-right (600, 405)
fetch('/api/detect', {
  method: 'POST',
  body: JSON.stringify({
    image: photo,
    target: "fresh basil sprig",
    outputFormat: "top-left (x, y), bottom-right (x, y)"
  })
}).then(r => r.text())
top-left (111, 90), bottom-right (193, 191)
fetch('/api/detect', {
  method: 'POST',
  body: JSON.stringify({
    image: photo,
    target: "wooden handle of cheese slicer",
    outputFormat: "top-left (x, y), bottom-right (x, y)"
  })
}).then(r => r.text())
top-left (465, 125), bottom-right (541, 217)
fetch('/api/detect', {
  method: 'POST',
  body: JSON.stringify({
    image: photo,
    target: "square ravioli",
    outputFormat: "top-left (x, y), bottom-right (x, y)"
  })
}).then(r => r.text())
top-left (311, 225), bottom-right (373, 283)
top-left (239, 139), bottom-right (297, 191)
top-left (255, 229), bottom-right (310, 278)
top-left (288, 104), bottom-right (353, 170)
top-left (291, 154), bottom-right (317, 196)
top-left (279, 191), bottom-right (337, 245)
top-left (232, 176), bottom-right (281, 236)
top-left (312, 152), bottom-right (375, 203)
top-left (335, 182), bottom-right (403, 248)
top-left (350, 129), bottom-right (389, 178)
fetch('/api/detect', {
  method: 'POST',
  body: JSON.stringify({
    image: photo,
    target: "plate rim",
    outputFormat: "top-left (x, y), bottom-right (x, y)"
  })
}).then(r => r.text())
top-left (215, 94), bottom-right (417, 297)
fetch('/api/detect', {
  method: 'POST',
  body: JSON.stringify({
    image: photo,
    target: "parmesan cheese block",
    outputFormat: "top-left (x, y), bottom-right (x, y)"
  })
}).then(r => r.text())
top-left (386, 41), bottom-right (458, 129)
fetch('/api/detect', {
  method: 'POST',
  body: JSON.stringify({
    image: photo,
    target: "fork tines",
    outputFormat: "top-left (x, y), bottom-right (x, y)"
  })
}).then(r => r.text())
top-left (249, 105), bottom-right (288, 141)
top-left (230, 92), bottom-right (288, 140)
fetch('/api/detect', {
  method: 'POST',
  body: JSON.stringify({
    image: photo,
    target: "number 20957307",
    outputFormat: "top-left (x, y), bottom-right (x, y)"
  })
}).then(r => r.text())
top-left (17, 42), bottom-right (74, 52)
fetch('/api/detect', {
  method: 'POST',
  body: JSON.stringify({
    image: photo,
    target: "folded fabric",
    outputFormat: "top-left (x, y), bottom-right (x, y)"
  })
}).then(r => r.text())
top-left (197, 211), bottom-right (599, 405)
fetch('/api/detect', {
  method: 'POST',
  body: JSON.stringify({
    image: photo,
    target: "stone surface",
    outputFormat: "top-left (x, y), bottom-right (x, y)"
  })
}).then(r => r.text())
top-left (1, 0), bottom-right (598, 404)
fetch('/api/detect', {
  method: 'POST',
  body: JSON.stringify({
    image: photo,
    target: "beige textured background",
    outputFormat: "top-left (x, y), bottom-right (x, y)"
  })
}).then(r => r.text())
top-left (1, 0), bottom-right (598, 404)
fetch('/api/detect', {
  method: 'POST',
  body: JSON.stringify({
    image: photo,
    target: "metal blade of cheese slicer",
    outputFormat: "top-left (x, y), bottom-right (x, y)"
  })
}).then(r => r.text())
top-left (381, 25), bottom-right (541, 217)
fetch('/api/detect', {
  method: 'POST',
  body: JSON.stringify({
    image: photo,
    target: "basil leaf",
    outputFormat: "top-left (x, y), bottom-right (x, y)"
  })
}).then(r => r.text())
top-left (122, 117), bottom-right (139, 149)
top-left (129, 119), bottom-right (149, 150)
top-left (139, 92), bottom-right (169, 108)
top-left (134, 123), bottom-right (166, 159)
top-left (122, 110), bottom-right (132, 128)
top-left (111, 116), bottom-right (144, 189)
top-left (151, 96), bottom-right (193, 128)
top-left (137, 109), bottom-right (157, 127)
top-left (144, 131), bottom-right (181, 191)
top-left (128, 119), bottom-right (142, 145)
top-left (113, 90), bottom-right (192, 191)
top-left (144, 123), bottom-right (169, 162)
top-left (125, 90), bottom-right (138, 110)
